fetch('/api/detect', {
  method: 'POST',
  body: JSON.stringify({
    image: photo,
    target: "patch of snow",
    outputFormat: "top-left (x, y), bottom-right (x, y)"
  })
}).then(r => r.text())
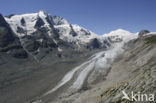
top-left (54, 24), bottom-right (98, 44)
top-left (58, 47), bottom-right (63, 52)
top-left (53, 39), bottom-right (58, 44)
top-left (102, 29), bottom-right (131, 37)
top-left (52, 16), bottom-right (69, 25)
top-left (37, 39), bottom-right (43, 43)
top-left (102, 29), bottom-right (138, 42)
top-left (5, 10), bottom-right (53, 37)
top-left (146, 32), bottom-right (156, 35)
top-left (5, 13), bottom-right (38, 37)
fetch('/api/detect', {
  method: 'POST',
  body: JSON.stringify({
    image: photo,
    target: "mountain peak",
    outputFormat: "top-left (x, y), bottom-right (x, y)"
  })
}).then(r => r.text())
top-left (101, 29), bottom-right (138, 42)
top-left (38, 10), bottom-right (48, 17)
top-left (39, 10), bottom-right (47, 13)
top-left (103, 29), bottom-right (131, 37)
top-left (114, 28), bottom-right (129, 32)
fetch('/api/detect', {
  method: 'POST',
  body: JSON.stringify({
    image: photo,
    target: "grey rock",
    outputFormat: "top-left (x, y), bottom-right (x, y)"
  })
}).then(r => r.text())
top-left (0, 13), bottom-right (28, 58)
top-left (138, 30), bottom-right (150, 37)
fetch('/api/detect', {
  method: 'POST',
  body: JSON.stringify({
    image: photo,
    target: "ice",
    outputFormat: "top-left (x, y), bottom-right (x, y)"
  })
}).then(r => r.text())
top-left (44, 61), bottom-right (89, 95)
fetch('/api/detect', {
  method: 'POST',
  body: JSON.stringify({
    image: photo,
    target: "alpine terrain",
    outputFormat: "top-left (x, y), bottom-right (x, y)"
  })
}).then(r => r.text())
top-left (0, 11), bottom-right (155, 103)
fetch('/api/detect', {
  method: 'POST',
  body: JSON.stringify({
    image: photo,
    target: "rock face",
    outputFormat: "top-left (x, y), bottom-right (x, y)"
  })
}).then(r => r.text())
top-left (0, 14), bottom-right (28, 58)
top-left (0, 14), bottom-right (15, 47)
top-left (87, 38), bottom-right (101, 49)
top-left (138, 29), bottom-right (150, 37)
top-left (34, 17), bottom-right (45, 28)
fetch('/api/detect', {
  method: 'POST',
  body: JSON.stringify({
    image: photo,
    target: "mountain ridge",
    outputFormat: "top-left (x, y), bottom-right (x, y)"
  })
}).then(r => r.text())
top-left (2, 11), bottom-right (137, 61)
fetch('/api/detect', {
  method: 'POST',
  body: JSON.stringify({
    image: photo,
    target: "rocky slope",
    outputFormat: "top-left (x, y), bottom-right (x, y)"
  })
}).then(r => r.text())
top-left (0, 14), bottom-right (27, 58)
top-left (95, 33), bottom-right (156, 103)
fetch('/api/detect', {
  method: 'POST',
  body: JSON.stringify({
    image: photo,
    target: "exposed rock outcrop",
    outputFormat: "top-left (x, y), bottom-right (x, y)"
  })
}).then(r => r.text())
top-left (138, 29), bottom-right (150, 37)
top-left (0, 14), bottom-right (28, 58)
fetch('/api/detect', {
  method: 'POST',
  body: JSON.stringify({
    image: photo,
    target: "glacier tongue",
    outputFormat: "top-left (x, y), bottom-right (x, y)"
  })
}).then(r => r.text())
top-left (69, 43), bottom-right (124, 90)
top-left (44, 33), bottom-right (138, 96)
top-left (44, 61), bottom-right (90, 96)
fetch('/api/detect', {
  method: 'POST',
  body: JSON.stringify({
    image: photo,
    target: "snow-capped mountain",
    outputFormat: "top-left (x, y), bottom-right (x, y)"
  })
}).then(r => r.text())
top-left (2, 11), bottom-right (138, 61)
top-left (5, 11), bottom-right (54, 37)
top-left (4, 10), bottom-right (135, 49)
top-left (54, 23), bottom-right (98, 43)
top-left (5, 10), bottom-right (97, 44)
top-left (102, 29), bottom-right (138, 43)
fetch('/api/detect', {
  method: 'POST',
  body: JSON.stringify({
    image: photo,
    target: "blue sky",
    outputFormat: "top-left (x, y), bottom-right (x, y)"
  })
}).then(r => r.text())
top-left (0, 0), bottom-right (155, 35)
